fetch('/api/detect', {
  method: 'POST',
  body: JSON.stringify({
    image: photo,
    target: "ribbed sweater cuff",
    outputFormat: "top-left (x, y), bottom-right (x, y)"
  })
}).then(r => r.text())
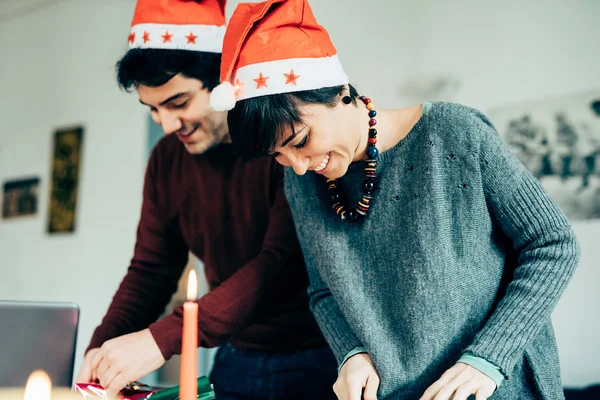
top-left (310, 298), bottom-right (363, 365)
top-left (338, 346), bottom-right (368, 372)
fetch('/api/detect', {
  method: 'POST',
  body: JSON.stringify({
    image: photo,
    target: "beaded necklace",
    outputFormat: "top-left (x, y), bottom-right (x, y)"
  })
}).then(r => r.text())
top-left (326, 95), bottom-right (379, 222)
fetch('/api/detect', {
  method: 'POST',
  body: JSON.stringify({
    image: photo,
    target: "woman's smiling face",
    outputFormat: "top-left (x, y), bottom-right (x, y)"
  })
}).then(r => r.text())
top-left (271, 98), bottom-right (362, 179)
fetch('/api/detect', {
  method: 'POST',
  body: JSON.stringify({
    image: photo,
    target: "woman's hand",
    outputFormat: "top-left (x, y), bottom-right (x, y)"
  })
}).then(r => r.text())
top-left (333, 353), bottom-right (380, 400)
top-left (419, 363), bottom-right (496, 400)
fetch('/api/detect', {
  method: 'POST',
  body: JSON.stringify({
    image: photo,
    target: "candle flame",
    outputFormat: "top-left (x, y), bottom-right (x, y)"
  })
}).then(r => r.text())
top-left (187, 269), bottom-right (198, 301)
top-left (24, 370), bottom-right (52, 400)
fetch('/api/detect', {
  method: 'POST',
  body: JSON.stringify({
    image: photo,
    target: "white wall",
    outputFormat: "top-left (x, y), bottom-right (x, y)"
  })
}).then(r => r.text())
top-left (0, 0), bottom-right (146, 381)
top-left (0, 0), bottom-right (597, 389)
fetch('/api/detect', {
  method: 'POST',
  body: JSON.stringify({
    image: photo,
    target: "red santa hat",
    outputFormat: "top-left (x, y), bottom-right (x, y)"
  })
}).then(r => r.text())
top-left (128, 0), bottom-right (227, 53)
top-left (210, 0), bottom-right (348, 111)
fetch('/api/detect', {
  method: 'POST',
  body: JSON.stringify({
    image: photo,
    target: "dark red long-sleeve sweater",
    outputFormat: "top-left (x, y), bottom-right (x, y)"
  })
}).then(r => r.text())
top-left (87, 134), bottom-right (325, 360)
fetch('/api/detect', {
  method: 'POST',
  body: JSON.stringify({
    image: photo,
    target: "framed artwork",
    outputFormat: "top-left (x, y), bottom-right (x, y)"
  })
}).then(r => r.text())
top-left (2, 177), bottom-right (40, 219)
top-left (47, 126), bottom-right (84, 233)
top-left (488, 90), bottom-right (600, 220)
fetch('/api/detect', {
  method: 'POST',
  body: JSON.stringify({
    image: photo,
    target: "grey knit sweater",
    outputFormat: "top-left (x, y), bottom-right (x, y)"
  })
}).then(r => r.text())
top-left (284, 102), bottom-right (579, 399)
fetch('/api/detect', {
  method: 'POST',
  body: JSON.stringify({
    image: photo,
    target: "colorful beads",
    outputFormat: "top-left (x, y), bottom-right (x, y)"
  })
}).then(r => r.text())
top-left (366, 146), bottom-right (379, 159)
top-left (362, 180), bottom-right (375, 193)
top-left (325, 94), bottom-right (379, 223)
top-left (347, 209), bottom-right (359, 222)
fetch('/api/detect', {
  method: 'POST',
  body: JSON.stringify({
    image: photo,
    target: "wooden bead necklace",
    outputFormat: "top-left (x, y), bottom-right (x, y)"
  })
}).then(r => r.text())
top-left (326, 95), bottom-right (378, 222)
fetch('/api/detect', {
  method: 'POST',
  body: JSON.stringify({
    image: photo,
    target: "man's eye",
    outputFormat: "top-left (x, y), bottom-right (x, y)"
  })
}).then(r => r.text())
top-left (172, 101), bottom-right (188, 109)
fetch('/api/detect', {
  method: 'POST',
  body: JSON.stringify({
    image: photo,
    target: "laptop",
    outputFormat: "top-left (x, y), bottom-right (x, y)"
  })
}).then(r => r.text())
top-left (0, 300), bottom-right (79, 387)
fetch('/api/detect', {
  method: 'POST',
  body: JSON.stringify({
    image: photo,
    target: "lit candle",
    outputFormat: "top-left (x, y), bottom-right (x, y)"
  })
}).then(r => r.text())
top-left (0, 370), bottom-right (79, 400)
top-left (24, 370), bottom-right (52, 400)
top-left (180, 269), bottom-right (198, 400)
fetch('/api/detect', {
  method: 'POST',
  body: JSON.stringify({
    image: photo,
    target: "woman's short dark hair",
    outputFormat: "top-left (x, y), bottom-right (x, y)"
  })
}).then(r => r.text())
top-left (228, 84), bottom-right (359, 159)
top-left (116, 49), bottom-right (221, 92)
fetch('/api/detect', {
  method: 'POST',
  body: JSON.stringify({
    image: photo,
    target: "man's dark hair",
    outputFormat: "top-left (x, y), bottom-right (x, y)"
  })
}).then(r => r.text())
top-left (116, 49), bottom-right (221, 92)
top-left (227, 84), bottom-right (359, 159)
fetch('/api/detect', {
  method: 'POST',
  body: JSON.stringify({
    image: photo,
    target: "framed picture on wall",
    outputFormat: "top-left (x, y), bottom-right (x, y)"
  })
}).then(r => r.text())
top-left (2, 177), bottom-right (40, 219)
top-left (47, 126), bottom-right (84, 233)
top-left (488, 90), bottom-right (600, 220)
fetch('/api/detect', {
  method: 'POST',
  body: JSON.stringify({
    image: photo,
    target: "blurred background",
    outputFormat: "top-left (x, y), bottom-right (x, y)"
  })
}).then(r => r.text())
top-left (0, 0), bottom-right (598, 393)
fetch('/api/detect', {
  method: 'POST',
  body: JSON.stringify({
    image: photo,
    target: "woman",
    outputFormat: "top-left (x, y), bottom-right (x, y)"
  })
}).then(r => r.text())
top-left (210, 0), bottom-right (580, 399)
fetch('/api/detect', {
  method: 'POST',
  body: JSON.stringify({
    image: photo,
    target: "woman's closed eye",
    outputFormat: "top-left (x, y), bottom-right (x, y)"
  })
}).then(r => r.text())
top-left (294, 134), bottom-right (309, 149)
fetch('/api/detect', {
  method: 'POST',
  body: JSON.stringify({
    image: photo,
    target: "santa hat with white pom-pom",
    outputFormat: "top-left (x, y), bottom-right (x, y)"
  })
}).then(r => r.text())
top-left (210, 0), bottom-right (349, 111)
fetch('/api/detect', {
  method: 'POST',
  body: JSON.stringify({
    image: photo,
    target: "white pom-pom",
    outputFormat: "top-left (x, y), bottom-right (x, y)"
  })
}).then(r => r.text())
top-left (210, 82), bottom-right (236, 111)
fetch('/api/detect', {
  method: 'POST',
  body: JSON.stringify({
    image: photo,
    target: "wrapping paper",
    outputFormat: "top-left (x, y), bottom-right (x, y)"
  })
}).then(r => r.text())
top-left (74, 377), bottom-right (215, 400)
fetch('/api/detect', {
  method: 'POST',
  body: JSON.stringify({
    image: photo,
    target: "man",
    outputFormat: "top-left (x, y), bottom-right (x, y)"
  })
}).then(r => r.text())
top-left (75, 1), bottom-right (337, 398)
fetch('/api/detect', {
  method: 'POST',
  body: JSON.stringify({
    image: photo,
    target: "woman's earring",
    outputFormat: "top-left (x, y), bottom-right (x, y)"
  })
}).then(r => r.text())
top-left (342, 96), bottom-right (352, 104)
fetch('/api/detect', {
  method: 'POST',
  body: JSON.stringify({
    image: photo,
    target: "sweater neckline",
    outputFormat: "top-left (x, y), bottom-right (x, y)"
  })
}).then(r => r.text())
top-left (345, 102), bottom-right (431, 175)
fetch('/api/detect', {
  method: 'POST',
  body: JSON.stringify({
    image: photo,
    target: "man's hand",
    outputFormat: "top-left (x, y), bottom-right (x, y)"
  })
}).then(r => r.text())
top-left (419, 363), bottom-right (496, 400)
top-left (76, 348), bottom-right (101, 384)
top-left (333, 353), bottom-right (380, 400)
top-left (90, 329), bottom-right (166, 397)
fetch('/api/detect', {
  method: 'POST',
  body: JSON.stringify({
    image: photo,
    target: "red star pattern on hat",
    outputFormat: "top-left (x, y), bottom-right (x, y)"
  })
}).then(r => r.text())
top-left (128, 0), bottom-right (226, 52)
top-left (284, 69), bottom-right (300, 85)
top-left (185, 32), bottom-right (198, 44)
top-left (253, 73), bottom-right (269, 89)
top-left (162, 31), bottom-right (173, 43)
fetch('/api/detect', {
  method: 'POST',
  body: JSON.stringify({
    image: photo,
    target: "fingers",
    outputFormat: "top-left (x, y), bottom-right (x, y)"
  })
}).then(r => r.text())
top-left (432, 369), bottom-right (471, 400)
top-left (420, 364), bottom-right (466, 400)
top-left (475, 385), bottom-right (495, 400)
top-left (347, 380), bottom-right (364, 400)
top-left (332, 377), bottom-right (363, 400)
top-left (106, 372), bottom-right (129, 399)
top-left (89, 349), bottom-right (104, 382)
top-left (363, 373), bottom-right (380, 400)
top-left (75, 363), bottom-right (92, 384)
top-left (451, 380), bottom-right (478, 400)
top-left (333, 353), bottom-right (380, 400)
top-left (98, 364), bottom-right (120, 392)
top-left (96, 356), bottom-right (112, 385)
top-left (421, 362), bottom-right (497, 400)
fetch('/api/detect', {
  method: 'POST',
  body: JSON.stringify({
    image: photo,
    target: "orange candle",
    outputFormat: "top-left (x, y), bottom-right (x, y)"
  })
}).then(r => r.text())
top-left (180, 269), bottom-right (198, 400)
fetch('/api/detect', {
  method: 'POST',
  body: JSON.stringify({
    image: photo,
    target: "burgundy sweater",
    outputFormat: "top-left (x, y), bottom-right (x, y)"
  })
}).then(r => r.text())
top-left (87, 134), bottom-right (325, 360)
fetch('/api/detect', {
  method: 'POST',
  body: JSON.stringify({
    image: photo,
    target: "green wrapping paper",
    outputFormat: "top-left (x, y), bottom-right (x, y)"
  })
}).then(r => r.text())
top-left (151, 376), bottom-right (215, 400)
